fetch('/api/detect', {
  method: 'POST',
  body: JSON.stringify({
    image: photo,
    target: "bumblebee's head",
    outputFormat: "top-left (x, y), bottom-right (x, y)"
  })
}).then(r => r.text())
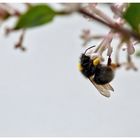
top-left (80, 54), bottom-right (91, 66)
top-left (78, 54), bottom-right (91, 72)
top-left (78, 54), bottom-right (96, 78)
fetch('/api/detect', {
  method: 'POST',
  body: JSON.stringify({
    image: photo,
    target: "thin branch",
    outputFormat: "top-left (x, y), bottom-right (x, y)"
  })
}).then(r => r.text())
top-left (15, 29), bottom-right (26, 51)
top-left (78, 8), bottom-right (140, 41)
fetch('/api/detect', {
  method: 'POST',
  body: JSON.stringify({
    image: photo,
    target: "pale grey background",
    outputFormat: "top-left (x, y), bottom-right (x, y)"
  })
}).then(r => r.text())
top-left (0, 3), bottom-right (140, 137)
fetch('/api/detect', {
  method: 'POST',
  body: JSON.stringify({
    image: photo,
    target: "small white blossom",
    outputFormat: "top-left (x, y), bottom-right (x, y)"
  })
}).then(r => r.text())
top-left (107, 45), bottom-right (113, 57)
top-left (127, 40), bottom-right (135, 55)
top-left (0, 4), bottom-right (9, 21)
top-left (80, 29), bottom-right (91, 41)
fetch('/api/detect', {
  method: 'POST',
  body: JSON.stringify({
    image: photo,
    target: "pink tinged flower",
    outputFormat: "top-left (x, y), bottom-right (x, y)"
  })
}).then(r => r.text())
top-left (107, 45), bottom-right (113, 57)
top-left (97, 31), bottom-right (113, 55)
top-left (90, 52), bottom-right (100, 59)
top-left (127, 41), bottom-right (135, 55)
top-left (125, 62), bottom-right (138, 71)
top-left (82, 4), bottom-right (97, 21)
top-left (80, 29), bottom-right (91, 40)
top-left (0, 5), bottom-right (9, 21)
top-left (111, 3), bottom-right (128, 20)
top-left (111, 4), bottom-right (121, 14)
top-left (62, 3), bottom-right (81, 12)
top-left (115, 17), bottom-right (125, 25)
top-left (87, 3), bottom-right (97, 8)
top-left (86, 3), bottom-right (98, 12)
top-left (80, 29), bottom-right (93, 46)
top-left (125, 55), bottom-right (138, 71)
top-left (111, 3), bottom-right (125, 15)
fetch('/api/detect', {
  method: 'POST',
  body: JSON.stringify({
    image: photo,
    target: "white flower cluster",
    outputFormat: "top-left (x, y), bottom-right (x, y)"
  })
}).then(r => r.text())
top-left (80, 3), bottom-right (138, 71)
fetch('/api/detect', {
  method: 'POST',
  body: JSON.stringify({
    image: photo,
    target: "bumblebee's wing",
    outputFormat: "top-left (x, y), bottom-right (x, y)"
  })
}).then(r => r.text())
top-left (89, 78), bottom-right (114, 97)
top-left (103, 83), bottom-right (114, 92)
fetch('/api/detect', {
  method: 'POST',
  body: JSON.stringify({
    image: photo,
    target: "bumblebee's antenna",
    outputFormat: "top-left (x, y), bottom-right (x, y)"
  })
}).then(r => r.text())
top-left (84, 45), bottom-right (95, 54)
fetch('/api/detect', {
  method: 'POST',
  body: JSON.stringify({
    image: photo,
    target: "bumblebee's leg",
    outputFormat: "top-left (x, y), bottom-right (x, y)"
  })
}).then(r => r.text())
top-left (107, 56), bottom-right (112, 66)
top-left (93, 57), bottom-right (100, 66)
top-left (108, 56), bottom-right (120, 69)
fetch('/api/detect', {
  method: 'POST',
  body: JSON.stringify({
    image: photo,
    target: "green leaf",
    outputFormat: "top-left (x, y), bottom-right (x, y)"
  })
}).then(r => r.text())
top-left (123, 3), bottom-right (140, 34)
top-left (14, 4), bottom-right (56, 29)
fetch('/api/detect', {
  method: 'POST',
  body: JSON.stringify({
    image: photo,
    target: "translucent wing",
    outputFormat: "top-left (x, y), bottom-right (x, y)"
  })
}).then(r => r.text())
top-left (103, 84), bottom-right (114, 92)
top-left (89, 78), bottom-right (114, 98)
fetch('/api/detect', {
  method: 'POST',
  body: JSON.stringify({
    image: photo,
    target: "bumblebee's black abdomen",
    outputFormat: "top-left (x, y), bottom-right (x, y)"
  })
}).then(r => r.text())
top-left (94, 64), bottom-right (114, 85)
top-left (80, 54), bottom-right (95, 78)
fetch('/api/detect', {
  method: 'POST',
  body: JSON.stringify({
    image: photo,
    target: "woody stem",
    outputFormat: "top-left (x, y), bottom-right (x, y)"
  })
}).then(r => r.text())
top-left (78, 8), bottom-right (140, 41)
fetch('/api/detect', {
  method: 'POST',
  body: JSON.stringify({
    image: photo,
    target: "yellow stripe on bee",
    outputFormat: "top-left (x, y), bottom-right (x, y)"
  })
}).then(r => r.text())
top-left (77, 63), bottom-right (83, 71)
top-left (93, 57), bottom-right (100, 66)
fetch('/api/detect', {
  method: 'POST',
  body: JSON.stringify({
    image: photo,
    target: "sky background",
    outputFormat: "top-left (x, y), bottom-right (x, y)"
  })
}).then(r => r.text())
top-left (0, 3), bottom-right (140, 137)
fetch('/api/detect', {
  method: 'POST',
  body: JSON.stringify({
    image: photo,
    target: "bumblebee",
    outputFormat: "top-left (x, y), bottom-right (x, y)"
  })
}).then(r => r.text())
top-left (78, 46), bottom-right (116, 97)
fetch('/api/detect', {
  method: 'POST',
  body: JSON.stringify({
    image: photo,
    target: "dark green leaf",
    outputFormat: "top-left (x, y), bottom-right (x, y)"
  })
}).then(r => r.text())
top-left (123, 3), bottom-right (140, 34)
top-left (14, 4), bottom-right (56, 29)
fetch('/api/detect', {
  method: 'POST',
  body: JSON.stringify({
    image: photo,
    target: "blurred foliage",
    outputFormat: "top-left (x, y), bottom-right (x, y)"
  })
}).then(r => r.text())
top-left (123, 3), bottom-right (140, 34)
top-left (14, 4), bottom-right (57, 29)
top-left (135, 50), bottom-right (140, 57)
